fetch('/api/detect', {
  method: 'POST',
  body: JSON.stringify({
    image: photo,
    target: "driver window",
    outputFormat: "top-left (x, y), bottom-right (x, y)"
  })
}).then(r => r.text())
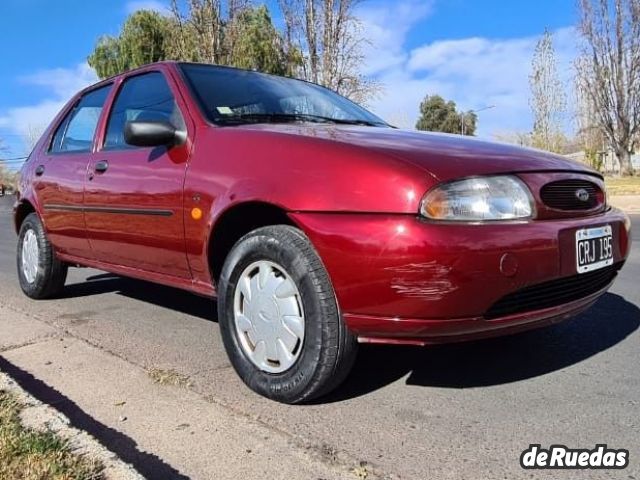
top-left (104, 72), bottom-right (185, 150)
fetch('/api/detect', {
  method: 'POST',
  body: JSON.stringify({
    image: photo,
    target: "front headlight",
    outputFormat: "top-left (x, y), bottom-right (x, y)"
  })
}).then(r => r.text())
top-left (420, 175), bottom-right (534, 221)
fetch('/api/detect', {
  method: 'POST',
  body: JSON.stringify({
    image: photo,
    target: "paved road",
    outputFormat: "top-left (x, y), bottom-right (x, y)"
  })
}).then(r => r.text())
top-left (1, 195), bottom-right (639, 479)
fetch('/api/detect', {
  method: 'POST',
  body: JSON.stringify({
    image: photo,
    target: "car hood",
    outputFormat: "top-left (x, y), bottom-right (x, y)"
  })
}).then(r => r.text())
top-left (234, 124), bottom-right (597, 182)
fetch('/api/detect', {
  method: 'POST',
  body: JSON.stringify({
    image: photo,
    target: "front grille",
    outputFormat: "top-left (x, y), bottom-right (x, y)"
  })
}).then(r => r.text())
top-left (484, 263), bottom-right (621, 320)
top-left (540, 179), bottom-right (602, 211)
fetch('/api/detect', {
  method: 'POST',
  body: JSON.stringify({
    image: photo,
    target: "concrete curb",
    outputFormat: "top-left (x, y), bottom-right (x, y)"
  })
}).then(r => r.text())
top-left (0, 372), bottom-right (145, 480)
top-left (0, 302), bottom-right (382, 480)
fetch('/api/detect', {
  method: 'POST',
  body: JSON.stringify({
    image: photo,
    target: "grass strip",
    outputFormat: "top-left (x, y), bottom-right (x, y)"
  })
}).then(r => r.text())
top-left (0, 390), bottom-right (103, 480)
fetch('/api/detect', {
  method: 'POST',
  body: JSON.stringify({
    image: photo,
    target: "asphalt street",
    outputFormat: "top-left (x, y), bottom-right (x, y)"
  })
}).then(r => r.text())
top-left (1, 194), bottom-right (638, 479)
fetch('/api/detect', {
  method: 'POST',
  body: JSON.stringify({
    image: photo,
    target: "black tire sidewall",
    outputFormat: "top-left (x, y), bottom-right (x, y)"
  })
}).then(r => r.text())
top-left (218, 227), bottom-right (335, 403)
top-left (16, 213), bottom-right (61, 299)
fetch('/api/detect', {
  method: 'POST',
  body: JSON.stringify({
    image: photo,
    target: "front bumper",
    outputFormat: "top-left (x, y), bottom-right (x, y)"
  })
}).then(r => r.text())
top-left (290, 208), bottom-right (631, 344)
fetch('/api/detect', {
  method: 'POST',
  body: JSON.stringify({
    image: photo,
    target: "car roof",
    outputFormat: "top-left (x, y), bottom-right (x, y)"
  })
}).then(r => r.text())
top-left (78, 61), bottom-right (323, 97)
top-left (79, 61), bottom-right (179, 93)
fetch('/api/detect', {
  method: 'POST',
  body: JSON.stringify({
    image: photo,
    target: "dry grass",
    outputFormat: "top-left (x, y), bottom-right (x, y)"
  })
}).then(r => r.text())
top-left (147, 368), bottom-right (192, 388)
top-left (351, 464), bottom-right (369, 479)
top-left (0, 390), bottom-right (103, 480)
top-left (605, 176), bottom-right (640, 195)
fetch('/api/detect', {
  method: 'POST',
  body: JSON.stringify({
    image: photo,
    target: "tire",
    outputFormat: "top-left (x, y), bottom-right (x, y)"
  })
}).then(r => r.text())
top-left (17, 213), bottom-right (68, 299)
top-left (218, 225), bottom-right (358, 404)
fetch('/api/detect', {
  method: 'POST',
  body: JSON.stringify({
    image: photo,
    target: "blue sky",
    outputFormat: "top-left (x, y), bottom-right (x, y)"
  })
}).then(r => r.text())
top-left (0, 0), bottom-right (578, 163)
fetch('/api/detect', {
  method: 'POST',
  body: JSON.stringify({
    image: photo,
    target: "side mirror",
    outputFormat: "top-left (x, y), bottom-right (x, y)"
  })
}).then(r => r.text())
top-left (124, 121), bottom-right (183, 147)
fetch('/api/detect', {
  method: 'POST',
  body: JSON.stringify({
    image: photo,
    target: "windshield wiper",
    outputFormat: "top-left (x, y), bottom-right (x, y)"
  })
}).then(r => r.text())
top-left (313, 115), bottom-right (385, 127)
top-left (286, 113), bottom-right (384, 127)
top-left (217, 112), bottom-right (384, 127)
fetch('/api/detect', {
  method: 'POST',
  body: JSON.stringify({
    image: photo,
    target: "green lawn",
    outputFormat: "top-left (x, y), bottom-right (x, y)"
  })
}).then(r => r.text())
top-left (0, 390), bottom-right (103, 480)
top-left (605, 176), bottom-right (640, 195)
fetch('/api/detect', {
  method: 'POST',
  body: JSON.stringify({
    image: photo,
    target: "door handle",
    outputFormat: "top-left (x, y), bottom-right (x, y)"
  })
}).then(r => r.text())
top-left (94, 160), bottom-right (109, 174)
top-left (35, 165), bottom-right (45, 176)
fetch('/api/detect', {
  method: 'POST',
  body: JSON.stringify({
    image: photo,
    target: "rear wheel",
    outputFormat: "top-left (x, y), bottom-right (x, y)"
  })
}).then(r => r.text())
top-left (17, 213), bottom-right (68, 299)
top-left (217, 225), bottom-right (358, 404)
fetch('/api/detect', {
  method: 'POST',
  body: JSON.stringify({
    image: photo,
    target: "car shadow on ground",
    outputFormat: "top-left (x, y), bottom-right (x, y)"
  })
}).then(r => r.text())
top-left (62, 273), bottom-right (216, 322)
top-left (322, 293), bottom-right (640, 402)
top-left (60, 275), bottom-right (639, 402)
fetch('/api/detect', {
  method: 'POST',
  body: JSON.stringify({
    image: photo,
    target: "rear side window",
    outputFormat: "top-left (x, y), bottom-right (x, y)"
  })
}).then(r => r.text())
top-left (49, 85), bottom-right (111, 153)
top-left (104, 72), bottom-right (185, 150)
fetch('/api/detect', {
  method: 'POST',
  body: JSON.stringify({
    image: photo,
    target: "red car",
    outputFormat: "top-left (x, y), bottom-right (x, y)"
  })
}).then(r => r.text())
top-left (14, 62), bottom-right (631, 403)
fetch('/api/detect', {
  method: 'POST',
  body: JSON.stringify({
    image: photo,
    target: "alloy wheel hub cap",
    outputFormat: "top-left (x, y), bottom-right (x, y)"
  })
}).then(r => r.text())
top-left (233, 260), bottom-right (305, 373)
top-left (21, 229), bottom-right (39, 284)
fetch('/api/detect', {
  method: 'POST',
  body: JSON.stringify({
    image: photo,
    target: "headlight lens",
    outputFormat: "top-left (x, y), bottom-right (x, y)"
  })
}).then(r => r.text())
top-left (420, 175), bottom-right (534, 221)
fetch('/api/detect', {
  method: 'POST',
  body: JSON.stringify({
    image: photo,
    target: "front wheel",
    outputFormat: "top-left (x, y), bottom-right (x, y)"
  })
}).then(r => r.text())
top-left (217, 225), bottom-right (358, 404)
top-left (17, 213), bottom-right (68, 299)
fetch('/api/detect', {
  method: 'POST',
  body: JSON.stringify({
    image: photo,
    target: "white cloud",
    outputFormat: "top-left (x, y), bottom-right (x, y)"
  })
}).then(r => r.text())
top-left (357, 0), bottom-right (435, 76)
top-left (19, 63), bottom-right (98, 100)
top-left (125, 0), bottom-right (170, 15)
top-left (361, 2), bottom-right (578, 136)
top-left (0, 100), bottom-right (66, 133)
top-left (0, 63), bottom-right (98, 148)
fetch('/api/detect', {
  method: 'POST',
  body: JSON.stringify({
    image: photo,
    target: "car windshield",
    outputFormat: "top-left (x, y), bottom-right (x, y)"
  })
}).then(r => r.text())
top-left (179, 63), bottom-right (388, 127)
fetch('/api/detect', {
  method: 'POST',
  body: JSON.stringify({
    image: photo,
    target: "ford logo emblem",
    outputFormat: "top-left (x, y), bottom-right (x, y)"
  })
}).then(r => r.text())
top-left (575, 188), bottom-right (590, 202)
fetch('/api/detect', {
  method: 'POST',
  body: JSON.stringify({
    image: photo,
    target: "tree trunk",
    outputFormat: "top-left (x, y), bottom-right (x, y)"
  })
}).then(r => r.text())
top-left (617, 149), bottom-right (634, 176)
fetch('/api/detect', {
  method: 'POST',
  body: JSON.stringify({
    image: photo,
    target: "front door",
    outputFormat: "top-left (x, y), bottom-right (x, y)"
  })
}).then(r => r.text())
top-left (33, 84), bottom-right (112, 258)
top-left (83, 71), bottom-right (191, 278)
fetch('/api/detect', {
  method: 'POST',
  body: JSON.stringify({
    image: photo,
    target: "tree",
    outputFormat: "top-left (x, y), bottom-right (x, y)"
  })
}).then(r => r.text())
top-left (0, 164), bottom-right (17, 193)
top-left (88, 10), bottom-right (172, 79)
top-left (89, 1), bottom-right (372, 94)
top-left (529, 29), bottom-right (567, 153)
top-left (576, 0), bottom-right (640, 175)
top-left (278, 0), bottom-right (380, 103)
top-left (167, 1), bottom-right (300, 74)
top-left (492, 131), bottom-right (535, 148)
top-left (574, 76), bottom-right (607, 170)
top-left (0, 162), bottom-right (8, 189)
top-left (0, 140), bottom-right (20, 190)
top-left (168, 0), bottom-right (225, 64)
top-left (88, 1), bottom-right (298, 77)
top-left (0, 164), bottom-right (18, 190)
top-left (227, 6), bottom-right (300, 75)
top-left (0, 141), bottom-right (6, 189)
top-left (415, 95), bottom-right (477, 135)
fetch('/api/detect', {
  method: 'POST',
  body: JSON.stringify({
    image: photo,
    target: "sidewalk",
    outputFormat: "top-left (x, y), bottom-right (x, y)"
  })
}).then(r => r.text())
top-left (610, 195), bottom-right (640, 213)
top-left (0, 303), bottom-right (369, 480)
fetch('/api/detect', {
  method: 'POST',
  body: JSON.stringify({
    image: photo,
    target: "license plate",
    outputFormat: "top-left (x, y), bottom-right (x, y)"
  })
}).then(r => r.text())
top-left (575, 225), bottom-right (613, 274)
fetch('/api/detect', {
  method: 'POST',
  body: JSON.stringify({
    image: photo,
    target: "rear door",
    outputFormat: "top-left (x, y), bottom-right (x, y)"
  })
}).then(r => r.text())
top-left (83, 70), bottom-right (192, 278)
top-left (33, 84), bottom-right (111, 258)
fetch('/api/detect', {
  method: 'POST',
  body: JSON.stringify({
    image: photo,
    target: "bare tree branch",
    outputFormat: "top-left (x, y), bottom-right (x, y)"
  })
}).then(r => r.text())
top-left (529, 29), bottom-right (567, 153)
top-left (278, 0), bottom-right (380, 103)
top-left (577, 0), bottom-right (640, 175)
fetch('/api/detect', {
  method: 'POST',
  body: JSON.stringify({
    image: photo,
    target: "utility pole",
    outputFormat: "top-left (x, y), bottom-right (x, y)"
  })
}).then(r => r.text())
top-left (461, 105), bottom-right (496, 135)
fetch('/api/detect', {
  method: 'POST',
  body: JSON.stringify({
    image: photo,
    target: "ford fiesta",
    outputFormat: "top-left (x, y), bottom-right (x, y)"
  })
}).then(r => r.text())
top-left (14, 62), bottom-right (631, 403)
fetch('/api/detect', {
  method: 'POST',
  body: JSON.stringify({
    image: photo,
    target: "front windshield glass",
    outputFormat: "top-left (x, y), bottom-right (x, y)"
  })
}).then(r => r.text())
top-left (179, 63), bottom-right (388, 127)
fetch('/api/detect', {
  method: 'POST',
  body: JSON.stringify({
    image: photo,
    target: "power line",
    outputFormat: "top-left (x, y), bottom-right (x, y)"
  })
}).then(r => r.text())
top-left (0, 156), bottom-right (28, 162)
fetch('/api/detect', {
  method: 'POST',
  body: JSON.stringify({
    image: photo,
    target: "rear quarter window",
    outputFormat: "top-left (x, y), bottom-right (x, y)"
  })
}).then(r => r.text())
top-left (49, 84), bottom-right (111, 154)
